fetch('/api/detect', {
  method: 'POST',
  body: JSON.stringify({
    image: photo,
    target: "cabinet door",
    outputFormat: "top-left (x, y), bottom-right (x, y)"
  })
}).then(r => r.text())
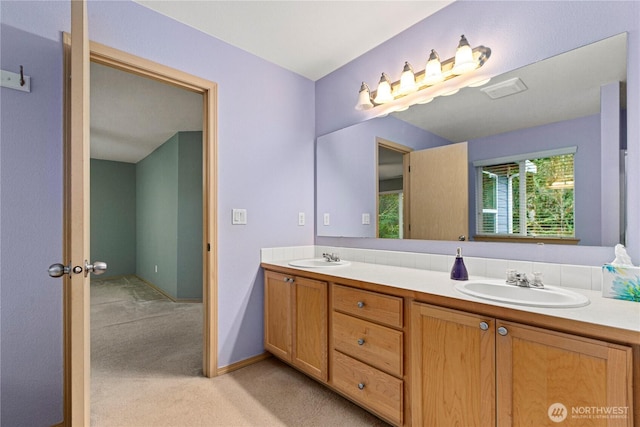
top-left (411, 302), bottom-right (495, 426)
top-left (293, 276), bottom-right (328, 381)
top-left (264, 271), bottom-right (293, 361)
top-left (497, 320), bottom-right (633, 427)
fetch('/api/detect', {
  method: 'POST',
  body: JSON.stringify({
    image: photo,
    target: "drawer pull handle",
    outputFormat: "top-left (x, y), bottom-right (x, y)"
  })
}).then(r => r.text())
top-left (497, 326), bottom-right (508, 336)
top-left (357, 301), bottom-right (365, 308)
top-left (357, 383), bottom-right (365, 390)
top-left (357, 338), bottom-right (365, 346)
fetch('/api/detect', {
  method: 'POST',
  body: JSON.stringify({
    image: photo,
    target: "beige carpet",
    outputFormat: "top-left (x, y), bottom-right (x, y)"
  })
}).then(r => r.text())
top-left (90, 276), bottom-right (390, 426)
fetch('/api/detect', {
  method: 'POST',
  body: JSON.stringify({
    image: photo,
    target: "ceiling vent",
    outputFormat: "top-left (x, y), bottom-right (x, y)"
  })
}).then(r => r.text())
top-left (480, 77), bottom-right (527, 99)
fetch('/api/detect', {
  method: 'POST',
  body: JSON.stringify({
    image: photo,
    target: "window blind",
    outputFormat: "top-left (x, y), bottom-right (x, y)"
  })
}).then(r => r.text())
top-left (477, 153), bottom-right (574, 238)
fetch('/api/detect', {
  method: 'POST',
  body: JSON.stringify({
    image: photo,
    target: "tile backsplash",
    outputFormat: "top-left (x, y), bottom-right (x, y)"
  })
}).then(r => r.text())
top-left (261, 245), bottom-right (604, 292)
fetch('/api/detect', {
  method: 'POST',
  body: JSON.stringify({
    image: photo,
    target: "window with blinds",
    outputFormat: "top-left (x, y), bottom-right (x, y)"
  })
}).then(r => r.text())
top-left (476, 149), bottom-right (575, 238)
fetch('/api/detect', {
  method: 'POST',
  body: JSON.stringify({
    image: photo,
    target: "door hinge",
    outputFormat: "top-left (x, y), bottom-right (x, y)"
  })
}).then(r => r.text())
top-left (207, 243), bottom-right (211, 252)
top-left (408, 165), bottom-right (411, 172)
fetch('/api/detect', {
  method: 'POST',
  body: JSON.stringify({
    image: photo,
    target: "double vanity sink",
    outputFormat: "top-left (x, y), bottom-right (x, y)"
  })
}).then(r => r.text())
top-left (267, 255), bottom-right (637, 426)
top-left (288, 258), bottom-right (590, 309)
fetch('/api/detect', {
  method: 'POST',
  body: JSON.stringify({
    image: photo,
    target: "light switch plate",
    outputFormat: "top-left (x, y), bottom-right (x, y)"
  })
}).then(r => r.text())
top-left (298, 212), bottom-right (305, 226)
top-left (362, 213), bottom-right (370, 225)
top-left (323, 213), bottom-right (330, 226)
top-left (232, 208), bottom-right (247, 225)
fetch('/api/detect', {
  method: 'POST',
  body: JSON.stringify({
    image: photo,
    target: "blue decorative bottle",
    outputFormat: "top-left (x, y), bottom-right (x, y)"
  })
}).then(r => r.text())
top-left (450, 247), bottom-right (468, 281)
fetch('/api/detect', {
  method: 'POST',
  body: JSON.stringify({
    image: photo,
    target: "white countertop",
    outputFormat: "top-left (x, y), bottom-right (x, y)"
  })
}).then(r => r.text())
top-left (264, 259), bottom-right (640, 337)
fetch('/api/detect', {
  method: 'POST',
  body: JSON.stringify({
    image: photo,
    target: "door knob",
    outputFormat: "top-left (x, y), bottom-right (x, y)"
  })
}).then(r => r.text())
top-left (48, 262), bottom-right (71, 278)
top-left (84, 260), bottom-right (107, 277)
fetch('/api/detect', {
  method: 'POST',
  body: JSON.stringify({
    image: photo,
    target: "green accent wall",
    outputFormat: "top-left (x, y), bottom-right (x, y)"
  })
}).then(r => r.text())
top-left (177, 131), bottom-right (204, 299)
top-left (136, 131), bottom-right (203, 300)
top-left (90, 159), bottom-right (137, 278)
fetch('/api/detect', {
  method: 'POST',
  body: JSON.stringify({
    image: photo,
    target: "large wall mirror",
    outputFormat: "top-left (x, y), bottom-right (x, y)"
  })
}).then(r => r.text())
top-left (317, 33), bottom-right (627, 247)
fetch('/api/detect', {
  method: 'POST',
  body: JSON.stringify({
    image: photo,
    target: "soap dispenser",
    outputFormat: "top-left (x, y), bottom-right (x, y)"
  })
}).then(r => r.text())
top-left (450, 247), bottom-right (469, 281)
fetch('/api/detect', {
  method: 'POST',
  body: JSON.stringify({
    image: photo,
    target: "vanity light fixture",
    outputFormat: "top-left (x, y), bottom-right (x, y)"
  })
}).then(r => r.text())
top-left (355, 82), bottom-right (374, 111)
top-left (373, 73), bottom-right (394, 104)
top-left (399, 62), bottom-right (417, 95)
top-left (424, 49), bottom-right (444, 85)
top-left (354, 35), bottom-right (491, 111)
top-left (452, 34), bottom-right (477, 75)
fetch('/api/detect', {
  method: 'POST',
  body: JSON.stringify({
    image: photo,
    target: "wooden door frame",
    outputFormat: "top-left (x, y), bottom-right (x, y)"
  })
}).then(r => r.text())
top-left (62, 36), bottom-right (218, 424)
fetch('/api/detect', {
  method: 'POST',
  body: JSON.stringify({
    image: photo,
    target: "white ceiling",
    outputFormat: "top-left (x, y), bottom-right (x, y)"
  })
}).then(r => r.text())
top-left (133, 1), bottom-right (454, 81)
top-left (92, 1), bottom-right (454, 163)
top-left (90, 62), bottom-right (203, 163)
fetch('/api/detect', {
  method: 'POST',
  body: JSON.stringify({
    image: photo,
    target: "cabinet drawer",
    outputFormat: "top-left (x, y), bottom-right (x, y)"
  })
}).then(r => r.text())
top-left (333, 311), bottom-right (403, 377)
top-left (332, 284), bottom-right (403, 328)
top-left (332, 350), bottom-right (403, 426)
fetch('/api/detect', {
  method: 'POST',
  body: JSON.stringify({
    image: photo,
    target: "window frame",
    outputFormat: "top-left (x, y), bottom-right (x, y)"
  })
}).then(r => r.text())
top-left (473, 146), bottom-right (578, 242)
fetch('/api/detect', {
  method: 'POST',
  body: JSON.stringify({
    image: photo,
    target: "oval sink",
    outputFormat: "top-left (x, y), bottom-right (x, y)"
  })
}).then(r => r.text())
top-left (288, 258), bottom-right (351, 268)
top-left (455, 280), bottom-right (589, 308)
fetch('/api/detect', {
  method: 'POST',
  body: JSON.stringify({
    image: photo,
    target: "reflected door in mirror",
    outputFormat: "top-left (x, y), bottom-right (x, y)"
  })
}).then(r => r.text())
top-left (408, 142), bottom-right (468, 240)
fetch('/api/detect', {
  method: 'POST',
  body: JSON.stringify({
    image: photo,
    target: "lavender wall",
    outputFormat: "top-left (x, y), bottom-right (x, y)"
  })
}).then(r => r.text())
top-left (316, 0), bottom-right (640, 265)
top-left (1, 0), bottom-right (314, 424)
top-left (0, 24), bottom-right (64, 426)
top-left (468, 114), bottom-right (601, 246)
top-left (316, 115), bottom-right (449, 237)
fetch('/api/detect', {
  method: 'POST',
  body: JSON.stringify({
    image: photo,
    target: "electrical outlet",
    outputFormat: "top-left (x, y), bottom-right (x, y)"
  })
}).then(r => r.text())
top-left (362, 213), bottom-right (370, 225)
top-left (298, 212), bottom-right (305, 226)
top-left (323, 213), bottom-right (330, 226)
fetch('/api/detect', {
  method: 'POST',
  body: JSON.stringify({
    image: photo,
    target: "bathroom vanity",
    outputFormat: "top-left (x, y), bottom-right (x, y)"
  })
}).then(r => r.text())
top-left (262, 259), bottom-right (639, 427)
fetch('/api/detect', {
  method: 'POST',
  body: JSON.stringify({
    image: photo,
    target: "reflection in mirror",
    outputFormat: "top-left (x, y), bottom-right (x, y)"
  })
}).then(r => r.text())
top-left (317, 33), bottom-right (627, 246)
top-left (377, 143), bottom-right (406, 239)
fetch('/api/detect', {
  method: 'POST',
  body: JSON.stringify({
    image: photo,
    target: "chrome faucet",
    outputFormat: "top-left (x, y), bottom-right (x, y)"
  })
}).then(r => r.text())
top-left (515, 273), bottom-right (531, 287)
top-left (506, 270), bottom-right (544, 288)
top-left (322, 252), bottom-right (341, 262)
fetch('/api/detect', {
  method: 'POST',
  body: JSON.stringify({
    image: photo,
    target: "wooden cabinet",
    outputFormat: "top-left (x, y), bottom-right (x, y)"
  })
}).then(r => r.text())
top-left (497, 320), bottom-right (633, 427)
top-left (264, 270), bottom-right (328, 381)
top-left (331, 285), bottom-right (404, 426)
top-left (263, 265), bottom-right (636, 427)
top-left (411, 302), bottom-right (634, 427)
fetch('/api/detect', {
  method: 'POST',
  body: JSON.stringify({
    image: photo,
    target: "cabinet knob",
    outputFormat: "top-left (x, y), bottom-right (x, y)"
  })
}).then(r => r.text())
top-left (283, 277), bottom-right (294, 283)
top-left (497, 326), bottom-right (508, 336)
top-left (357, 338), bottom-right (365, 346)
top-left (357, 301), bottom-right (365, 308)
top-left (479, 321), bottom-right (489, 331)
top-left (357, 383), bottom-right (365, 390)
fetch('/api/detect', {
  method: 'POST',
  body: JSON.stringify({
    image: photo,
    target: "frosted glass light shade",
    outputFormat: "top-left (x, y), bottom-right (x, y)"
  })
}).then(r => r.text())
top-left (452, 35), bottom-right (477, 75)
top-left (374, 73), bottom-right (394, 104)
top-left (424, 49), bottom-right (444, 86)
top-left (354, 82), bottom-right (373, 110)
top-left (399, 62), bottom-right (417, 95)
